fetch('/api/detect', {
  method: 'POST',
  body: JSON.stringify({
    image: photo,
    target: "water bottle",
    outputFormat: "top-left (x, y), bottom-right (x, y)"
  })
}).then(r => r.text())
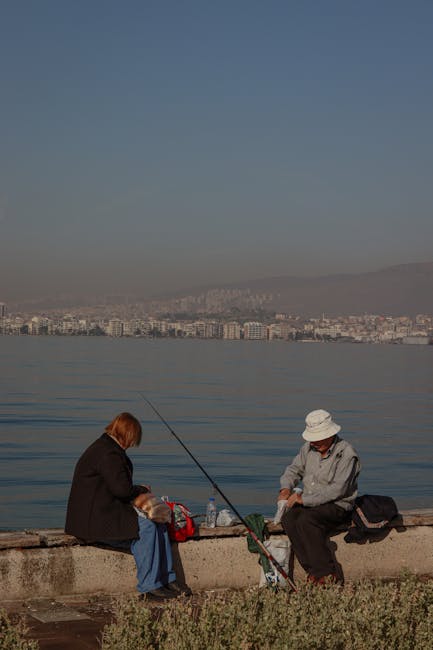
top-left (206, 497), bottom-right (217, 528)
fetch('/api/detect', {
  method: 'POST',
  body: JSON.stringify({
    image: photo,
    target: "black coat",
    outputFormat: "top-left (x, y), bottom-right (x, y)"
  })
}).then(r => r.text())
top-left (65, 433), bottom-right (144, 542)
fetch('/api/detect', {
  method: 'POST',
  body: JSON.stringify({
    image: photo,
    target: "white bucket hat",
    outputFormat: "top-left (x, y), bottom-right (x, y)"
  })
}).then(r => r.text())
top-left (302, 409), bottom-right (341, 442)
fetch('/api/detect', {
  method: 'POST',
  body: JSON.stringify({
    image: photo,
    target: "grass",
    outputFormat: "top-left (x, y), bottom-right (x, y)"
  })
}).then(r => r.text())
top-left (102, 575), bottom-right (433, 650)
top-left (0, 610), bottom-right (38, 650)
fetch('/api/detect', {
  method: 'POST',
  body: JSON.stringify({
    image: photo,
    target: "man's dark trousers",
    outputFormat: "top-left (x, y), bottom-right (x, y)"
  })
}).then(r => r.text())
top-left (281, 503), bottom-right (349, 579)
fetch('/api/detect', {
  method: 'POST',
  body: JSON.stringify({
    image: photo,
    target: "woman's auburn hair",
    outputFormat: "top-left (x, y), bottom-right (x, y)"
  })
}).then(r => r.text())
top-left (105, 412), bottom-right (142, 448)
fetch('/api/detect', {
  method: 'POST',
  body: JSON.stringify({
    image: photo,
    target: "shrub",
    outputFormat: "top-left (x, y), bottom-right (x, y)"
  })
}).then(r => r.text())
top-left (102, 576), bottom-right (433, 650)
top-left (0, 609), bottom-right (38, 650)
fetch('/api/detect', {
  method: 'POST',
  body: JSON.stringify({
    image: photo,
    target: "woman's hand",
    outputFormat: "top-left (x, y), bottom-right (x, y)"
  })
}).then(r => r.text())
top-left (139, 484), bottom-right (151, 493)
top-left (133, 493), bottom-right (151, 509)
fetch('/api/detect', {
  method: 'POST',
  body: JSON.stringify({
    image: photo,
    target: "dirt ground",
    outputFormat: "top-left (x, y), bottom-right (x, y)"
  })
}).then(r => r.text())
top-left (4, 589), bottom-right (224, 650)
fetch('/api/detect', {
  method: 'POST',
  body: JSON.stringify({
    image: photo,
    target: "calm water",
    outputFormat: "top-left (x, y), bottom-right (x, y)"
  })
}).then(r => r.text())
top-left (1, 336), bottom-right (432, 531)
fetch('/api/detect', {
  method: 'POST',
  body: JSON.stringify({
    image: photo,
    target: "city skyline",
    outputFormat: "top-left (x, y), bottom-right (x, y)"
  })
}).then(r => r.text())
top-left (1, 2), bottom-right (433, 301)
top-left (1, 304), bottom-right (432, 346)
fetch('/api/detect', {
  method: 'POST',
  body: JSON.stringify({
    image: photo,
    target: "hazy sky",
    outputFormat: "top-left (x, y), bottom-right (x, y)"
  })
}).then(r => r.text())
top-left (1, 1), bottom-right (433, 301)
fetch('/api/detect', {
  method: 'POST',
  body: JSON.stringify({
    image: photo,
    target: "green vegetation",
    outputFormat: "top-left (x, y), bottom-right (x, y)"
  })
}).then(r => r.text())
top-left (0, 610), bottom-right (38, 650)
top-left (102, 576), bottom-right (433, 650)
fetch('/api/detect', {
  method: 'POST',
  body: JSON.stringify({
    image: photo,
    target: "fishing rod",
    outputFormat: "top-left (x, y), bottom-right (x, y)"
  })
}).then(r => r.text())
top-left (138, 392), bottom-right (297, 592)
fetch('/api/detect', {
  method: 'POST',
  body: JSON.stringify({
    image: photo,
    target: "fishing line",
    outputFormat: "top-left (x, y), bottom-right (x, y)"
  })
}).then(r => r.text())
top-left (138, 391), bottom-right (297, 592)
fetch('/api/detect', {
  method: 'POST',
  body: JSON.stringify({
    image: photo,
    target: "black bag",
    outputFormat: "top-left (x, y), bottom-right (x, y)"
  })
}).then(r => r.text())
top-left (344, 494), bottom-right (398, 543)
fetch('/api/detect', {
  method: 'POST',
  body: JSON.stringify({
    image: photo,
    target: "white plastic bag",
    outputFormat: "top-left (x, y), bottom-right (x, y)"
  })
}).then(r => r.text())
top-left (273, 500), bottom-right (289, 525)
top-left (259, 537), bottom-right (291, 588)
top-left (216, 508), bottom-right (240, 526)
top-left (273, 488), bottom-right (303, 524)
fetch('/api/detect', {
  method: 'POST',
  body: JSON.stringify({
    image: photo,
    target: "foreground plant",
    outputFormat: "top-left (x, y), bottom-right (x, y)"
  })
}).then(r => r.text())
top-left (0, 610), bottom-right (38, 650)
top-left (102, 575), bottom-right (433, 650)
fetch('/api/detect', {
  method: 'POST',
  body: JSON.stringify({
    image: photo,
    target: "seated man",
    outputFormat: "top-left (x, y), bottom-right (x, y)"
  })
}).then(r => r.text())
top-left (279, 409), bottom-right (360, 584)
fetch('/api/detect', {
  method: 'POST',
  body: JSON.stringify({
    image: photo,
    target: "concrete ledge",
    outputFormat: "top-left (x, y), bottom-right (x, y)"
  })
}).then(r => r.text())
top-left (1, 509), bottom-right (432, 601)
top-left (1, 509), bottom-right (432, 551)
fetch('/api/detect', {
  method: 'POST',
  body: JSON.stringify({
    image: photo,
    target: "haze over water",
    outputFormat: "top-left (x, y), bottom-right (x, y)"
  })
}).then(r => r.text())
top-left (1, 336), bottom-right (432, 531)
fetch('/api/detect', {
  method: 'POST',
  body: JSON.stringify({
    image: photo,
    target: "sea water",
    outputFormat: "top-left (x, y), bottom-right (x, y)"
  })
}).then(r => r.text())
top-left (0, 336), bottom-right (432, 530)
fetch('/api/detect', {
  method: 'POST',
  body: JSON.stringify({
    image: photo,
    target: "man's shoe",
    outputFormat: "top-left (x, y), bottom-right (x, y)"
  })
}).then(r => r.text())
top-left (307, 573), bottom-right (339, 587)
top-left (164, 581), bottom-right (192, 596)
top-left (140, 587), bottom-right (178, 601)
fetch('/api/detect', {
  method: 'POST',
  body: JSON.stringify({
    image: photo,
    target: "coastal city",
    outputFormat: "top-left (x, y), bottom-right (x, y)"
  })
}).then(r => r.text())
top-left (1, 302), bottom-right (432, 344)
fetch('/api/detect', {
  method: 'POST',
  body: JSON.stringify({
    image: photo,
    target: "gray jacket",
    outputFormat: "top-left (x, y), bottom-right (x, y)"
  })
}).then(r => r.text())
top-left (280, 436), bottom-right (360, 511)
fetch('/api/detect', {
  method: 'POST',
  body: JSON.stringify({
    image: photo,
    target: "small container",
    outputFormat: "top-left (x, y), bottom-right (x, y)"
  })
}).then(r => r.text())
top-left (206, 497), bottom-right (217, 528)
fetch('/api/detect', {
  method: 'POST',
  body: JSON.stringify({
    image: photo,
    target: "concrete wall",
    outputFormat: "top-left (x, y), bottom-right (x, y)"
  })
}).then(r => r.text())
top-left (1, 511), bottom-right (432, 601)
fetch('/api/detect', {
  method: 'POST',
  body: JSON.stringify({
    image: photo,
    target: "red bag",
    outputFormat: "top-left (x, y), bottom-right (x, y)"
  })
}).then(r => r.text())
top-left (166, 501), bottom-right (196, 542)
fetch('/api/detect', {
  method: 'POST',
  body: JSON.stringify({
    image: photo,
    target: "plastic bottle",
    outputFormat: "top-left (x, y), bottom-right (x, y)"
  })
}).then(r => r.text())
top-left (206, 497), bottom-right (217, 528)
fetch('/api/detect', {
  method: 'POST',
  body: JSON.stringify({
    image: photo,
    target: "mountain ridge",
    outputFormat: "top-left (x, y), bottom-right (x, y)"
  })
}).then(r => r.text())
top-left (150, 261), bottom-right (433, 317)
top-left (7, 261), bottom-right (433, 317)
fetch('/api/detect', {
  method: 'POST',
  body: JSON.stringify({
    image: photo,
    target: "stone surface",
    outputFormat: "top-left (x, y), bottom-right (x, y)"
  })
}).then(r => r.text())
top-left (1, 510), bottom-right (432, 600)
top-left (29, 608), bottom-right (91, 623)
top-left (0, 531), bottom-right (41, 549)
top-left (399, 509), bottom-right (433, 526)
top-left (197, 524), bottom-right (247, 538)
top-left (27, 529), bottom-right (80, 547)
top-left (20, 596), bottom-right (113, 650)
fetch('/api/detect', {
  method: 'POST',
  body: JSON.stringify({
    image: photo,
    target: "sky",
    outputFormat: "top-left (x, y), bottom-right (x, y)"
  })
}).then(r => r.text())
top-left (1, 1), bottom-right (433, 302)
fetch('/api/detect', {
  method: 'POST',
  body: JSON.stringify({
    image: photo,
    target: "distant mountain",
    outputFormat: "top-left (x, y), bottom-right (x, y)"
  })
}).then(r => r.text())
top-left (153, 262), bottom-right (433, 317)
top-left (8, 262), bottom-right (433, 317)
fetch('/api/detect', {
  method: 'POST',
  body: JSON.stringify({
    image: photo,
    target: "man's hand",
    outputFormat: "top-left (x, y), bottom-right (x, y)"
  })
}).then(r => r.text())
top-left (286, 491), bottom-right (303, 508)
top-left (278, 488), bottom-right (291, 501)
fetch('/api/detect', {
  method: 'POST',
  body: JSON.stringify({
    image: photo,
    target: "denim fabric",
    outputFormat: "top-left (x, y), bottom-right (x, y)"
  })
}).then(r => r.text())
top-left (132, 516), bottom-right (176, 592)
top-left (99, 516), bottom-right (176, 593)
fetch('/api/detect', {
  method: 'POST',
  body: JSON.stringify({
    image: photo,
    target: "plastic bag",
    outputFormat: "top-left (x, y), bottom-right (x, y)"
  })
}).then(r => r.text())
top-left (259, 538), bottom-right (291, 588)
top-left (216, 509), bottom-right (240, 526)
top-left (273, 500), bottom-right (289, 525)
top-left (273, 488), bottom-right (303, 524)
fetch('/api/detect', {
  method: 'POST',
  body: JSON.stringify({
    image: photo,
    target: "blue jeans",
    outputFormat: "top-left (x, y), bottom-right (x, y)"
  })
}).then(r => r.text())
top-left (101, 517), bottom-right (176, 593)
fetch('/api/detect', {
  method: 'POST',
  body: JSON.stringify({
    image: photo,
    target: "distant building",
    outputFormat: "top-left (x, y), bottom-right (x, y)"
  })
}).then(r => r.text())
top-left (183, 323), bottom-right (196, 337)
top-left (402, 335), bottom-right (430, 345)
top-left (107, 319), bottom-right (124, 337)
top-left (243, 321), bottom-right (266, 340)
top-left (223, 321), bottom-right (241, 340)
top-left (268, 323), bottom-right (293, 340)
top-left (204, 321), bottom-right (223, 338)
top-left (194, 321), bottom-right (207, 338)
top-left (29, 316), bottom-right (51, 335)
top-left (61, 315), bottom-right (79, 335)
top-left (0, 302), bottom-right (6, 334)
top-left (314, 325), bottom-right (342, 339)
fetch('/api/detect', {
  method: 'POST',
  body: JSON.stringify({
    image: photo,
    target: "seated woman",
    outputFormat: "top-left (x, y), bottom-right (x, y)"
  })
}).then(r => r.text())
top-left (65, 411), bottom-right (187, 601)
